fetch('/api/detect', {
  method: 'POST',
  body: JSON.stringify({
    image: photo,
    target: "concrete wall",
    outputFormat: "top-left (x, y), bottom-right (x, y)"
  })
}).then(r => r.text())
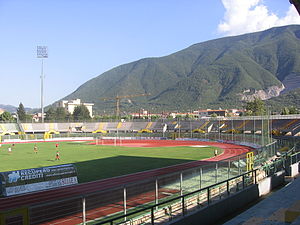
top-left (169, 185), bottom-right (259, 225)
top-left (289, 162), bottom-right (300, 177)
top-left (258, 170), bottom-right (285, 196)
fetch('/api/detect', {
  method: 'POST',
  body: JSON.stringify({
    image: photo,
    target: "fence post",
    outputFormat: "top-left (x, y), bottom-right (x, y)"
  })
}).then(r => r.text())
top-left (182, 196), bottom-right (185, 216)
top-left (199, 168), bottom-right (202, 189)
top-left (82, 196), bottom-right (86, 225)
top-left (151, 207), bottom-right (154, 225)
top-left (155, 178), bottom-right (158, 210)
top-left (238, 156), bottom-right (241, 175)
top-left (180, 172), bottom-right (183, 196)
top-left (124, 186), bottom-right (127, 221)
top-left (215, 163), bottom-right (218, 183)
top-left (207, 187), bottom-right (210, 205)
top-left (228, 160), bottom-right (231, 179)
top-left (227, 180), bottom-right (230, 196)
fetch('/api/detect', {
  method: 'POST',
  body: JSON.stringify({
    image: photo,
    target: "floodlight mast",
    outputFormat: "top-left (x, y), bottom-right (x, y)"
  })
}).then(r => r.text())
top-left (37, 46), bottom-right (48, 123)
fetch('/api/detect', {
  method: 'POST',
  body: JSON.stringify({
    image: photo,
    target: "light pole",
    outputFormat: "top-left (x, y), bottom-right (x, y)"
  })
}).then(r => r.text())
top-left (37, 46), bottom-right (48, 123)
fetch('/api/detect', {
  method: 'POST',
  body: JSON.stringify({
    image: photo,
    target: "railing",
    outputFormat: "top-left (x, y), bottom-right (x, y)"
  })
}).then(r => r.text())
top-left (93, 146), bottom-right (300, 225)
top-left (289, 151), bottom-right (300, 165)
top-left (94, 170), bottom-right (258, 225)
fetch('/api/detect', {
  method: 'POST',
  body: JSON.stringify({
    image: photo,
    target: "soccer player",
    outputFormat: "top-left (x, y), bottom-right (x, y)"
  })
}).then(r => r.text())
top-left (214, 149), bottom-right (218, 157)
top-left (55, 151), bottom-right (60, 160)
top-left (34, 144), bottom-right (38, 154)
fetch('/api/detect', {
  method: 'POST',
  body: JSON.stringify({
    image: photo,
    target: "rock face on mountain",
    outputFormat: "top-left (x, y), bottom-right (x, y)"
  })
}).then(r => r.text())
top-left (61, 25), bottom-right (300, 113)
top-left (239, 84), bottom-right (285, 101)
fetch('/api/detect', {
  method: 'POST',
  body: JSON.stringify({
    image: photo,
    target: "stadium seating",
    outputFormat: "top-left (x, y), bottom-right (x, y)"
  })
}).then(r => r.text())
top-left (0, 123), bottom-right (19, 134)
top-left (130, 122), bottom-right (149, 132)
top-left (82, 123), bottom-right (99, 132)
top-left (0, 117), bottom-right (297, 137)
top-left (56, 123), bottom-right (72, 132)
top-left (105, 122), bottom-right (119, 132)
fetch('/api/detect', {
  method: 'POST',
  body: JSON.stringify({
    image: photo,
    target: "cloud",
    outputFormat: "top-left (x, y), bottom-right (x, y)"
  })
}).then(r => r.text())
top-left (218, 0), bottom-right (300, 36)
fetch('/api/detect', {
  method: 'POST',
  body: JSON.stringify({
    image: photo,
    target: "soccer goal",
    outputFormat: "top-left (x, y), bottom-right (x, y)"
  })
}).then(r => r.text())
top-left (95, 136), bottom-right (122, 146)
top-left (95, 136), bottom-right (103, 145)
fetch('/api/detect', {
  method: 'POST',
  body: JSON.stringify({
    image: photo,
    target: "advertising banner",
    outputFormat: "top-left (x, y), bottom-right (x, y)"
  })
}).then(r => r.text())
top-left (0, 164), bottom-right (78, 196)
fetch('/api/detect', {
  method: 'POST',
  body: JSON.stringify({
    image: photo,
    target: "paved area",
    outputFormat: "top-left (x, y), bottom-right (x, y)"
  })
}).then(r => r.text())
top-left (224, 177), bottom-right (300, 225)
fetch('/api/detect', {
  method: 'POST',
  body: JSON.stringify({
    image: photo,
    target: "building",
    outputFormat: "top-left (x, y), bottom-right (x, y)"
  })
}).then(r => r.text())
top-left (227, 109), bottom-right (245, 117)
top-left (197, 109), bottom-right (227, 118)
top-left (130, 109), bottom-right (162, 119)
top-left (59, 99), bottom-right (94, 118)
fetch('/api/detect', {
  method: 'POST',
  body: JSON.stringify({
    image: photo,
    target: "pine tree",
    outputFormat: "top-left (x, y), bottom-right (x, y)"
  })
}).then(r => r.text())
top-left (17, 103), bottom-right (26, 121)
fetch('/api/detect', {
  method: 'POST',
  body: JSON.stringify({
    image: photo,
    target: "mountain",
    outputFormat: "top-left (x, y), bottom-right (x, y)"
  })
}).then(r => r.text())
top-left (0, 104), bottom-right (17, 113)
top-left (61, 25), bottom-right (300, 113)
top-left (266, 88), bottom-right (300, 111)
top-left (0, 104), bottom-right (36, 114)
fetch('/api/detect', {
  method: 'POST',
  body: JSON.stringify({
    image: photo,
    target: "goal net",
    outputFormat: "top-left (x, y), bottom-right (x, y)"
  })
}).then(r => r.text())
top-left (95, 136), bottom-right (122, 146)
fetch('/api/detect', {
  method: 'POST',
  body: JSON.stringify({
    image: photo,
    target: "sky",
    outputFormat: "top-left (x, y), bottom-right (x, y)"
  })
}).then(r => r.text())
top-left (0, 0), bottom-right (300, 108)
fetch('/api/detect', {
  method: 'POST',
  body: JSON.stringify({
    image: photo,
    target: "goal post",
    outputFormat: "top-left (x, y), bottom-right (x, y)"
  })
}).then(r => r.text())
top-left (95, 136), bottom-right (103, 145)
top-left (95, 136), bottom-right (122, 146)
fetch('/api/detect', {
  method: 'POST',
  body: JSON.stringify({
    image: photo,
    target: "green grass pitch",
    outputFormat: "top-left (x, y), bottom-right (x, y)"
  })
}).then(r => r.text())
top-left (0, 142), bottom-right (218, 183)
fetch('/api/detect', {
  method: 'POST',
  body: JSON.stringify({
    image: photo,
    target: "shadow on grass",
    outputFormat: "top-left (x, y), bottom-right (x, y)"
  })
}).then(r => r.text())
top-left (75, 156), bottom-right (193, 183)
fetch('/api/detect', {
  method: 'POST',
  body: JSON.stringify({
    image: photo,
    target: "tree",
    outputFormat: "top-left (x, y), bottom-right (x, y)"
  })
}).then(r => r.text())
top-left (210, 113), bottom-right (218, 118)
top-left (288, 106), bottom-right (299, 114)
top-left (150, 115), bottom-right (159, 120)
top-left (17, 103), bottom-right (26, 121)
top-left (45, 107), bottom-right (56, 121)
top-left (0, 111), bottom-right (13, 122)
top-left (55, 107), bottom-right (67, 121)
top-left (281, 106), bottom-right (299, 115)
top-left (73, 105), bottom-right (91, 121)
top-left (245, 98), bottom-right (266, 116)
top-left (281, 107), bottom-right (290, 115)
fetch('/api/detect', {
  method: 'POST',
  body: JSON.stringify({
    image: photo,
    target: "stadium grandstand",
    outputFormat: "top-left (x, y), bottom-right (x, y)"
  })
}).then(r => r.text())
top-left (1, 116), bottom-right (300, 137)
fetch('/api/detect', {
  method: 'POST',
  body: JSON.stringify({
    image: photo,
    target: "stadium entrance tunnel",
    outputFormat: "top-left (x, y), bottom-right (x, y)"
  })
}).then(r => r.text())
top-left (138, 129), bottom-right (153, 133)
top-left (92, 129), bottom-right (107, 134)
top-left (192, 129), bottom-right (205, 133)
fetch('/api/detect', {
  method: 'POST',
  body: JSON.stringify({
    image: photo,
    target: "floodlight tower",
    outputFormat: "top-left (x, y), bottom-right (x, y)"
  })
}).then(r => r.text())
top-left (37, 46), bottom-right (48, 123)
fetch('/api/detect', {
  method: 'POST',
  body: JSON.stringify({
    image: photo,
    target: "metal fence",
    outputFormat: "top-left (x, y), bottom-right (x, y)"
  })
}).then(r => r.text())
top-left (1, 131), bottom-right (271, 147)
top-left (24, 135), bottom-right (286, 225)
top-left (95, 170), bottom-right (258, 225)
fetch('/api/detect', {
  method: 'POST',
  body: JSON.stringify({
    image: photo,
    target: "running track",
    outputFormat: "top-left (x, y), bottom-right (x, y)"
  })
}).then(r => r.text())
top-left (0, 140), bottom-right (251, 224)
